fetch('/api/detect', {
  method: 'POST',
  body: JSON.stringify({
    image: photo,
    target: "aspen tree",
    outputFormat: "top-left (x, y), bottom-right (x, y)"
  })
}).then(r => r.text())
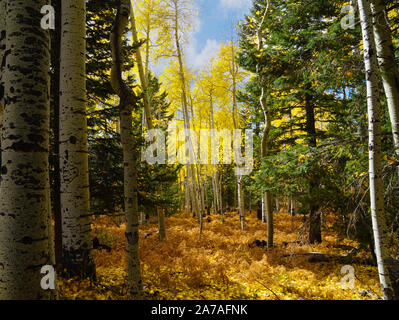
top-left (168, 0), bottom-right (202, 221)
top-left (358, 0), bottom-right (395, 300)
top-left (110, 0), bottom-right (142, 298)
top-left (257, 0), bottom-right (273, 247)
top-left (0, 0), bottom-right (57, 299)
top-left (370, 0), bottom-right (399, 167)
top-left (0, 0), bottom-right (4, 158)
top-left (59, 0), bottom-right (95, 279)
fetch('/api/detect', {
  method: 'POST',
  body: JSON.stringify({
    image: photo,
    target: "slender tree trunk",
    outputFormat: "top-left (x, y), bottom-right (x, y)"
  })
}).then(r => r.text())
top-left (172, 2), bottom-right (201, 222)
top-left (0, 0), bottom-right (5, 165)
top-left (209, 95), bottom-right (222, 218)
top-left (0, 0), bottom-right (57, 299)
top-left (305, 93), bottom-right (321, 244)
top-left (157, 207), bottom-right (166, 241)
top-left (51, 0), bottom-right (63, 271)
top-left (256, 3), bottom-right (273, 244)
top-left (290, 197), bottom-right (295, 216)
top-left (130, 7), bottom-right (153, 131)
top-left (260, 87), bottom-right (273, 248)
top-left (60, 0), bottom-right (95, 279)
top-left (184, 176), bottom-right (190, 215)
top-left (237, 175), bottom-right (245, 230)
top-left (370, 0), bottom-right (399, 164)
top-left (110, 0), bottom-right (142, 299)
top-left (358, 0), bottom-right (395, 300)
top-left (0, 0), bottom-right (6, 169)
top-left (231, 43), bottom-right (245, 231)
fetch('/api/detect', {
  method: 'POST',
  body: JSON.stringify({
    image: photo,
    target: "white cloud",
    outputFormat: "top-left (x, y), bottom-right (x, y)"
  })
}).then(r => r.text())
top-left (219, 0), bottom-right (251, 10)
top-left (185, 38), bottom-right (220, 70)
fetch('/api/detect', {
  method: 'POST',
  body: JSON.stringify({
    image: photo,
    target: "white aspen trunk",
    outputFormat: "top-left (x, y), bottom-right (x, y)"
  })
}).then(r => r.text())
top-left (370, 0), bottom-right (399, 162)
top-left (261, 196), bottom-right (266, 223)
top-left (218, 173), bottom-right (223, 218)
top-left (0, 0), bottom-right (57, 299)
top-left (184, 176), bottom-right (190, 215)
top-left (144, 16), bottom-right (151, 81)
top-left (209, 95), bottom-right (222, 217)
top-left (59, 0), bottom-right (95, 279)
top-left (0, 0), bottom-right (4, 138)
top-left (120, 100), bottom-right (142, 297)
top-left (0, 0), bottom-right (4, 161)
top-left (237, 175), bottom-right (245, 230)
top-left (110, 0), bottom-right (142, 298)
top-left (231, 43), bottom-right (245, 230)
top-left (211, 175), bottom-right (217, 213)
top-left (255, 2), bottom-right (273, 246)
top-left (358, 0), bottom-right (394, 300)
top-left (130, 7), bottom-right (153, 131)
top-left (189, 95), bottom-right (204, 235)
top-left (172, 1), bottom-right (201, 222)
top-left (290, 197), bottom-right (295, 216)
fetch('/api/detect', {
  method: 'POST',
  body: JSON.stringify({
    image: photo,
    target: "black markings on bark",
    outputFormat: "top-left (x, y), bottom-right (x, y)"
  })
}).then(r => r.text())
top-left (125, 231), bottom-right (139, 245)
top-left (28, 133), bottom-right (45, 143)
top-left (7, 140), bottom-right (46, 152)
top-left (69, 136), bottom-right (77, 144)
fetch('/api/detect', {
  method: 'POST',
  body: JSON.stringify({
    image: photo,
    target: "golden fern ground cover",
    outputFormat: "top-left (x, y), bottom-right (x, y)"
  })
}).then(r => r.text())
top-left (59, 212), bottom-right (382, 300)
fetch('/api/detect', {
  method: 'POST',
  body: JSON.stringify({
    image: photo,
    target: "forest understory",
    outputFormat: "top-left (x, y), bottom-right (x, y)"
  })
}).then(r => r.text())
top-left (59, 211), bottom-right (384, 300)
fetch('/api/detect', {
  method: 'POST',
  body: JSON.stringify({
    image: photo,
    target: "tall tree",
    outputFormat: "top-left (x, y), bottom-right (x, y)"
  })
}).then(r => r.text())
top-left (167, 0), bottom-right (202, 222)
top-left (130, 7), bottom-right (153, 131)
top-left (110, 0), bottom-right (142, 298)
top-left (0, 0), bottom-right (5, 162)
top-left (59, 0), bottom-right (95, 279)
top-left (256, 1), bottom-right (274, 247)
top-left (358, 0), bottom-right (395, 300)
top-left (370, 0), bottom-right (399, 165)
top-left (0, 0), bottom-right (57, 299)
top-left (50, 0), bottom-right (63, 270)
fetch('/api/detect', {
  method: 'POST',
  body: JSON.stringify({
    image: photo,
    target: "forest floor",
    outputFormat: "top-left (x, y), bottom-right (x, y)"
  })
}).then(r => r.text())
top-left (58, 211), bottom-right (382, 300)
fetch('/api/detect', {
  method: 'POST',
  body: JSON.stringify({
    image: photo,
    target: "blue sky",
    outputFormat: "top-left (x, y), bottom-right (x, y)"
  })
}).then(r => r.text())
top-left (184, 0), bottom-right (252, 70)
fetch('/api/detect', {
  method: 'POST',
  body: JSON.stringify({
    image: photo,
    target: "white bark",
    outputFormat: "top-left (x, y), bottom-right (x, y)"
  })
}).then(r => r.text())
top-left (59, 0), bottom-right (95, 278)
top-left (0, 0), bottom-right (57, 299)
top-left (0, 0), bottom-right (4, 155)
top-left (230, 42), bottom-right (245, 230)
top-left (110, 0), bottom-right (142, 298)
top-left (370, 0), bottom-right (399, 160)
top-left (358, 0), bottom-right (394, 300)
top-left (130, 7), bottom-right (153, 131)
top-left (256, 0), bottom-right (273, 246)
top-left (171, 1), bottom-right (201, 223)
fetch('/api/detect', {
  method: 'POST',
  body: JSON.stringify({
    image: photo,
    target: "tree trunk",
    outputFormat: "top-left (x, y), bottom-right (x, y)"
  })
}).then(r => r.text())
top-left (172, 2), bottom-right (201, 223)
top-left (370, 0), bottom-right (399, 164)
top-left (231, 43), bottom-right (245, 231)
top-left (358, 0), bottom-right (395, 300)
top-left (157, 207), bottom-right (166, 241)
top-left (305, 93), bottom-right (321, 244)
top-left (110, 0), bottom-right (142, 298)
top-left (60, 0), bottom-right (95, 279)
top-left (130, 7), bottom-right (153, 131)
top-left (237, 175), bottom-right (245, 230)
top-left (0, 0), bottom-right (57, 299)
top-left (260, 87), bottom-right (273, 247)
top-left (0, 0), bottom-right (5, 164)
top-left (51, 0), bottom-right (63, 271)
top-left (120, 101), bottom-right (143, 297)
